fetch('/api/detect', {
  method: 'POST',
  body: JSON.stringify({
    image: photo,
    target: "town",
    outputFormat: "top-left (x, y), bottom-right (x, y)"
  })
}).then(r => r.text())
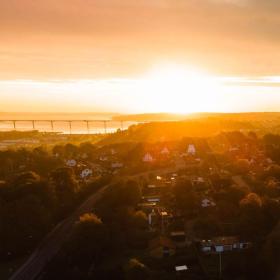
top-left (1, 127), bottom-right (280, 280)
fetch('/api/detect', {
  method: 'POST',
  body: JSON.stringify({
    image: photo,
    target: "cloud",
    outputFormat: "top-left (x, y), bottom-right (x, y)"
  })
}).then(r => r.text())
top-left (0, 0), bottom-right (279, 78)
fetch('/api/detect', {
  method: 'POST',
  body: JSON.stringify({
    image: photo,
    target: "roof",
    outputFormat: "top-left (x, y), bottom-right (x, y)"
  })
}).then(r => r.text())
top-left (175, 265), bottom-right (188, 272)
top-left (143, 153), bottom-right (154, 162)
top-left (201, 236), bottom-right (239, 246)
top-left (170, 231), bottom-right (186, 237)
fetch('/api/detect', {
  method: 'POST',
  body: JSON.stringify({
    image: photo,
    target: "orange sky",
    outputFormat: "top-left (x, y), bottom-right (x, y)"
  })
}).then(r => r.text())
top-left (0, 0), bottom-right (279, 112)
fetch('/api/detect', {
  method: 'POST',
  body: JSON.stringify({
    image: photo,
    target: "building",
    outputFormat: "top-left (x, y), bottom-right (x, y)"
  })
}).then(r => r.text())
top-left (175, 265), bottom-right (188, 274)
top-left (200, 236), bottom-right (252, 254)
top-left (161, 147), bottom-right (170, 155)
top-left (187, 144), bottom-right (196, 156)
top-left (170, 231), bottom-right (187, 248)
top-left (201, 198), bottom-right (216, 208)
top-left (80, 168), bottom-right (92, 179)
top-left (99, 156), bottom-right (108, 161)
top-left (143, 153), bottom-right (154, 162)
top-left (66, 159), bottom-right (77, 167)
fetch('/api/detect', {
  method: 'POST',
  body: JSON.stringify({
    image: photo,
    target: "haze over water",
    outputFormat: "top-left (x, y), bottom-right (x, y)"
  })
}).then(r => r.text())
top-left (0, 113), bottom-right (137, 134)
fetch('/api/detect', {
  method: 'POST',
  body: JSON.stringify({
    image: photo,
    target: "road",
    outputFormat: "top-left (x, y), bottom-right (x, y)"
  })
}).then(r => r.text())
top-left (9, 164), bottom-right (183, 280)
top-left (9, 183), bottom-right (110, 280)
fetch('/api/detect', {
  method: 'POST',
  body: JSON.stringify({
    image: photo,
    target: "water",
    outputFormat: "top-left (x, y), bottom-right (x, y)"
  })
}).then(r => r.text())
top-left (0, 113), bottom-right (138, 134)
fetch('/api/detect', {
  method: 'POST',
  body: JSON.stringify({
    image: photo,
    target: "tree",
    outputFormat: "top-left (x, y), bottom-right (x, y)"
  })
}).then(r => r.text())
top-left (240, 193), bottom-right (262, 208)
top-left (64, 143), bottom-right (79, 158)
top-left (66, 213), bottom-right (109, 266)
top-left (235, 159), bottom-right (250, 174)
top-left (79, 142), bottom-right (96, 159)
top-left (193, 216), bottom-right (222, 239)
top-left (239, 193), bottom-right (265, 239)
top-left (124, 258), bottom-right (150, 280)
top-left (51, 167), bottom-right (79, 218)
top-left (173, 180), bottom-right (199, 217)
top-left (263, 222), bottom-right (280, 276)
top-left (121, 180), bottom-right (142, 207)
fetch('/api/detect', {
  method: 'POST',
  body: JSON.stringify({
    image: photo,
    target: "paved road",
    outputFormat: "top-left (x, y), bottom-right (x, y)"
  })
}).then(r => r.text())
top-left (9, 183), bottom-right (110, 280)
top-left (9, 165), bottom-right (182, 280)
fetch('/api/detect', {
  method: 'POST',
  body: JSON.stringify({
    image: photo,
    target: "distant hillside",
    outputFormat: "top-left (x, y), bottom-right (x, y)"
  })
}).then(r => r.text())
top-left (189, 112), bottom-right (280, 122)
top-left (112, 113), bottom-right (188, 122)
top-left (113, 112), bottom-right (280, 122)
top-left (101, 113), bottom-right (280, 144)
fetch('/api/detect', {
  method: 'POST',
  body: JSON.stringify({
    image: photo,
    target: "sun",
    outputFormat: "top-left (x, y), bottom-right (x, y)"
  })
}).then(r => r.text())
top-left (139, 64), bottom-right (223, 114)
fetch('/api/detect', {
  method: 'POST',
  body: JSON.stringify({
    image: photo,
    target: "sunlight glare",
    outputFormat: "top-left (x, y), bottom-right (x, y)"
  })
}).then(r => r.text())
top-left (139, 64), bottom-right (224, 113)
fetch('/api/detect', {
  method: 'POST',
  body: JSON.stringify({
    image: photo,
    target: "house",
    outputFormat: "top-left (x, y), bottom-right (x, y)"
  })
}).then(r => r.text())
top-left (192, 176), bottom-right (205, 185)
top-left (66, 159), bottom-right (77, 167)
top-left (149, 236), bottom-right (176, 258)
top-left (201, 198), bottom-right (216, 208)
top-left (143, 195), bottom-right (161, 203)
top-left (143, 183), bottom-right (163, 196)
top-left (229, 146), bottom-right (239, 153)
top-left (175, 265), bottom-right (188, 273)
top-left (200, 236), bottom-right (252, 254)
top-left (161, 147), bottom-right (170, 155)
top-left (99, 156), bottom-right (108, 162)
top-left (143, 153), bottom-right (154, 162)
top-left (187, 144), bottom-right (196, 156)
top-left (138, 202), bottom-right (157, 212)
top-left (170, 231), bottom-right (187, 247)
top-left (80, 168), bottom-right (92, 179)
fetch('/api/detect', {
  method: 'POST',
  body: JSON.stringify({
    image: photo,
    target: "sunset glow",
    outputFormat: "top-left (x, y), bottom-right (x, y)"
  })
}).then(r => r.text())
top-left (139, 65), bottom-right (222, 113)
top-left (0, 0), bottom-right (280, 114)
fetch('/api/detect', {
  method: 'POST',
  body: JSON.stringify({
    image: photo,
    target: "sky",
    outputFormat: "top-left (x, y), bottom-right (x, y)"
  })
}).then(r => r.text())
top-left (0, 0), bottom-right (279, 113)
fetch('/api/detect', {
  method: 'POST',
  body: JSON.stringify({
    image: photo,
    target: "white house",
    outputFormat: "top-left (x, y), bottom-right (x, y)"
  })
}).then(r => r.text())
top-left (99, 156), bottom-right (108, 161)
top-left (201, 198), bottom-right (216, 208)
top-left (175, 265), bottom-right (188, 272)
top-left (66, 159), bottom-right (77, 167)
top-left (187, 144), bottom-right (196, 155)
top-left (143, 153), bottom-right (154, 162)
top-left (80, 168), bottom-right (93, 178)
top-left (161, 147), bottom-right (170, 155)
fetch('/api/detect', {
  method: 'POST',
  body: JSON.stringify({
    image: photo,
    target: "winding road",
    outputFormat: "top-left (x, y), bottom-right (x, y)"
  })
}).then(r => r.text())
top-left (9, 183), bottom-right (110, 280)
top-left (9, 163), bottom-right (184, 280)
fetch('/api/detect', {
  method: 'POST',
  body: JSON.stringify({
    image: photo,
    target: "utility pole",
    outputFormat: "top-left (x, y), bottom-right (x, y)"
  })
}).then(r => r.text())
top-left (85, 120), bottom-right (90, 134)
top-left (12, 120), bottom-right (16, 130)
top-left (103, 121), bottom-right (107, 134)
top-left (50, 120), bottom-right (54, 132)
top-left (68, 121), bottom-right (72, 135)
top-left (219, 252), bottom-right (222, 279)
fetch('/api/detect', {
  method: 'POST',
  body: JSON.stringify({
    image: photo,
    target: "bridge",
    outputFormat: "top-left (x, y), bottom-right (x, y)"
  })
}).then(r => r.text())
top-left (0, 119), bottom-right (128, 134)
